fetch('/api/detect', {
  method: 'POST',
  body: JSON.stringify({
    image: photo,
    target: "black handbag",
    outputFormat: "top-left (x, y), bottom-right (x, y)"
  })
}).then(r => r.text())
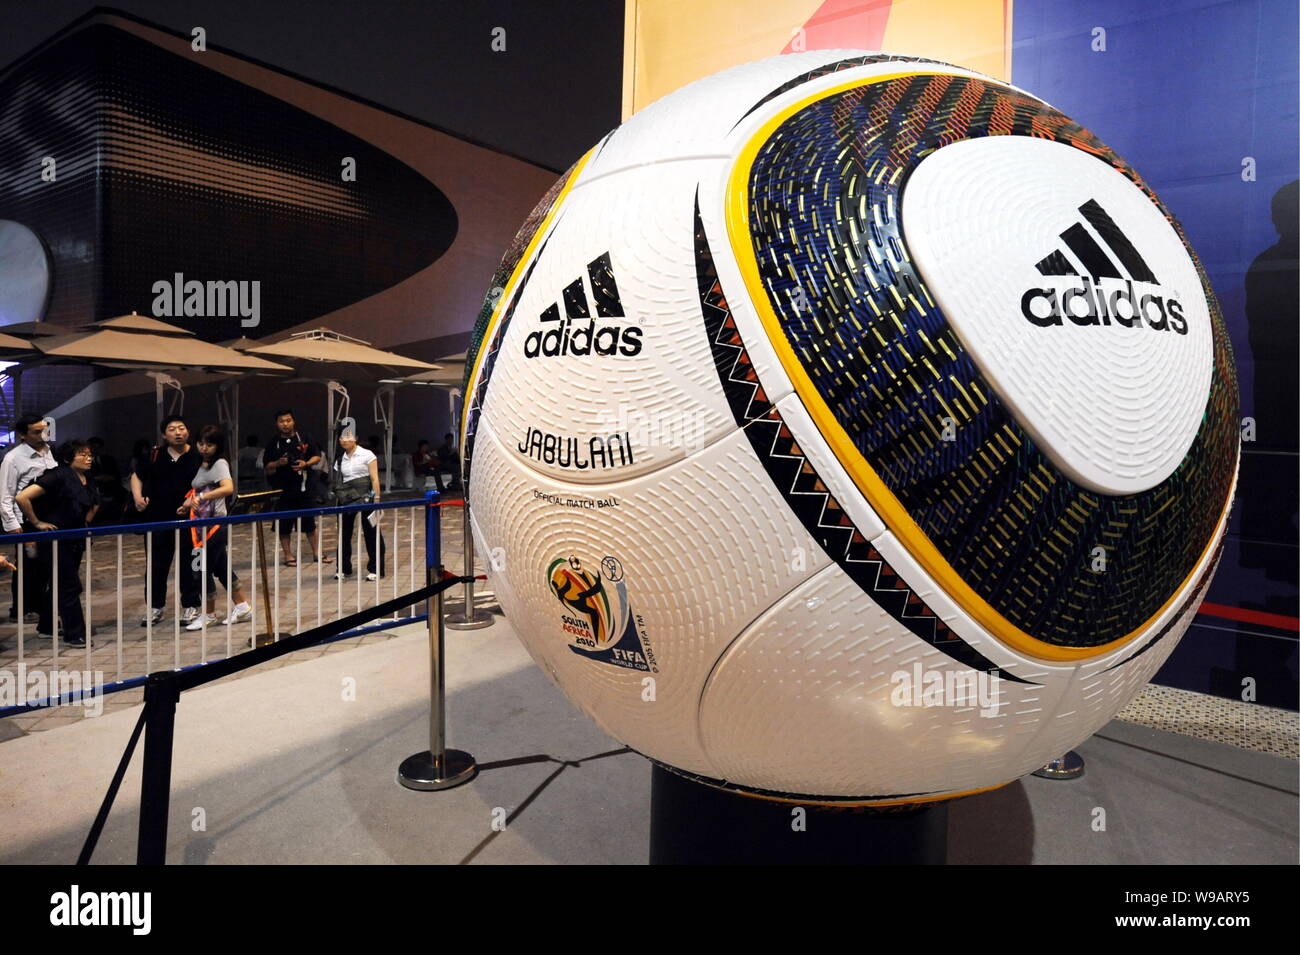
top-left (332, 474), bottom-right (370, 506)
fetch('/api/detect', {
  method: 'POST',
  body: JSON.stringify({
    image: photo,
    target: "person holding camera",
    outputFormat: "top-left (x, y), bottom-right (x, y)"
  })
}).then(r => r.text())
top-left (264, 409), bottom-right (331, 567)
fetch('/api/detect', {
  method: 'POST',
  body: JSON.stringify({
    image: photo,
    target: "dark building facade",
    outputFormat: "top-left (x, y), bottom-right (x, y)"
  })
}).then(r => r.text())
top-left (0, 10), bottom-right (558, 439)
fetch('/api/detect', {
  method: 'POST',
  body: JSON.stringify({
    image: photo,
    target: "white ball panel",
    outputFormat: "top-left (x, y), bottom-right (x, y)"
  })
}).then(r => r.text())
top-left (698, 563), bottom-right (1065, 797)
top-left (482, 159), bottom-right (737, 484)
top-left (868, 529), bottom-right (1074, 777)
top-left (903, 136), bottom-right (1214, 495)
top-left (581, 50), bottom-right (881, 185)
top-left (469, 414), bottom-right (831, 778)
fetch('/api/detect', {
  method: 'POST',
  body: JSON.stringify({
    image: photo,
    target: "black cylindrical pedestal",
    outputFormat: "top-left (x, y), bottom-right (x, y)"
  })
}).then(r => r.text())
top-left (649, 764), bottom-right (949, 865)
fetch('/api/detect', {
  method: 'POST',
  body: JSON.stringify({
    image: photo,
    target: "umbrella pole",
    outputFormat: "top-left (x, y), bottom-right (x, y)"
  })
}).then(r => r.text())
top-left (325, 381), bottom-right (334, 468)
top-left (233, 384), bottom-right (241, 493)
top-left (384, 388), bottom-right (395, 494)
top-left (232, 382), bottom-right (240, 491)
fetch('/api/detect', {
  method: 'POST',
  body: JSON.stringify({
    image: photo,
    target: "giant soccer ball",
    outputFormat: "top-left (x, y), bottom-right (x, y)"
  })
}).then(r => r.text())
top-left (461, 52), bottom-right (1239, 805)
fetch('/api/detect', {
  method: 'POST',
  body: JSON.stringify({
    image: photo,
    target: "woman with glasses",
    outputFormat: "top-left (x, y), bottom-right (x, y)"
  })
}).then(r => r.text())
top-left (16, 440), bottom-right (100, 647)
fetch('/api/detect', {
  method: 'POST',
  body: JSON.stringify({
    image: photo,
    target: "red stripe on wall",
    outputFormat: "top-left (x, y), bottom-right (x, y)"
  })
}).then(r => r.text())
top-left (783, 0), bottom-right (893, 54)
top-left (1197, 602), bottom-right (1299, 632)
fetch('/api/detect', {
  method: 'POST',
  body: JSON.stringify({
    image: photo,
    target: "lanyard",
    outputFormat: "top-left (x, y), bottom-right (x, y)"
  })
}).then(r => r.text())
top-left (183, 489), bottom-right (221, 550)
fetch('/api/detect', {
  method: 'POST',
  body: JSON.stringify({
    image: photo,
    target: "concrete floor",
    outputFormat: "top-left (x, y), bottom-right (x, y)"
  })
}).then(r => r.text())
top-left (0, 612), bottom-right (1294, 865)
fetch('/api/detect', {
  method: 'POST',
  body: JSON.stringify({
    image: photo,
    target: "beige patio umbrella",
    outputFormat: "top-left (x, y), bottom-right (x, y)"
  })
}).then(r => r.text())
top-left (239, 328), bottom-right (439, 475)
top-left (242, 328), bottom-right (439, 376)
top-left (0, 331), bottom-right (41, 429)
top-left (26, 313), bottom-right (292, 431)
top-left (37, 314), bottom-right (292, 372)
top-left (0, 330), bottom-right (37, 354)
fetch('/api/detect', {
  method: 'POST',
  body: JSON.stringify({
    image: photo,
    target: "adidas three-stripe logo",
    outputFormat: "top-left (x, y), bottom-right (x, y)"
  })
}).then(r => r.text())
top-left (1035, 199), bottom-right (1158, 283)
top-left (524, 252), bottom-right (644, 358)
top-left (1021, 199), bottom-right (1188, 335)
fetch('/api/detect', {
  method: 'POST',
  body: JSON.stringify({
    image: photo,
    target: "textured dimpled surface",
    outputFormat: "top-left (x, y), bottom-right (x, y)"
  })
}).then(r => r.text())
top-left (470, 415), bottom-right (830, 779)
top-left (699, 559), bottom-right (1073, 798)
top-left (463, 51), bottom-right (1239, 802)
top-left (902, 136), bottom-right (1213, 495)
top-left (478, 160), bottom-right (736, 483)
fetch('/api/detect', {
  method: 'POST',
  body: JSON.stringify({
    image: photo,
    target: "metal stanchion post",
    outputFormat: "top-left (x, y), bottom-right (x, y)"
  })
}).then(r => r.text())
top-left (398, 490), bottom-right (476, 791)
top-left (137, 671), bottom-right (180, 865)
top-left (445, 500), bottom-right (492, 630)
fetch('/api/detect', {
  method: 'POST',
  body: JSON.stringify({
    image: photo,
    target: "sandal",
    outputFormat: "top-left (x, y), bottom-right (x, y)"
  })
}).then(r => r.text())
top-left (284, 557), bottom-right (298, 567)
top-left (318, 555), bottom-right (335, 564)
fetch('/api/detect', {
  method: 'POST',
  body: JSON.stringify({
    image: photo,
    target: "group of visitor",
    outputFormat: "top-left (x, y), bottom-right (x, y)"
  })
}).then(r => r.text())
top-left (0, 405), bottom-right (413, 646)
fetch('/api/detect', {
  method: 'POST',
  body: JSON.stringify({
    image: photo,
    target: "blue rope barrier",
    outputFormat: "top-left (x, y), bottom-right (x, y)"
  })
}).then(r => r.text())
top-left (4, 492), bottom-right (447, 545)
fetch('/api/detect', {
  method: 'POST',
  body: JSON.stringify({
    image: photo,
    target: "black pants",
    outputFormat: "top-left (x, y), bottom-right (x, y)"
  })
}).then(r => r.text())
top-left (36, 539), bottom-right (86, 644)
top-left (10, 532), bottom-right (49, 617)
top-left (195, 526), bottom-right (239, 595)
top-left (145, 527), bottom-right (201, 611)
top-left (340, 509), bottom-right (386, 576)
top-left (276, 490), bottom-right (316, 537)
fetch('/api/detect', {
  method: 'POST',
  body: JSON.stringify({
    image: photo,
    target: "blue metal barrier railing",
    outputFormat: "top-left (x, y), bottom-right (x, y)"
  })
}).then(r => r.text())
top-left (73, 487), bottom-right (474, 865)
top-left (0, 494), bottom-right (453, 717)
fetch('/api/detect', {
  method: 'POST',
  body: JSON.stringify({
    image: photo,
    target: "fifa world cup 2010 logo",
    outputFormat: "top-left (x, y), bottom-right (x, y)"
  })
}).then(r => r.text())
top-left (549, 556), bottom-right (612, 648)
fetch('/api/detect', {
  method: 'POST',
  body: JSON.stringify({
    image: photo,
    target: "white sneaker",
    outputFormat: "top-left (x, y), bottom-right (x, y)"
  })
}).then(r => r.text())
top-left (223, 604), bottom-right (253, 625)
top-left (186, 612), bottom-right (218, 631)
top-left (365, 572), bottom-right (378, 581)
top-left (140, 607), bottom-right (165, 627)
top-left (181, 606), bottom-right (201, 624)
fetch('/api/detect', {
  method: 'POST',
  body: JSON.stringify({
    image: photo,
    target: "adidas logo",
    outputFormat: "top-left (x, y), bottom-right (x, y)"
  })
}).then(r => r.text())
top-left (1020, 199), bottom-right (1188, 335)
top-left (523, 252), bottom-right (644, 358)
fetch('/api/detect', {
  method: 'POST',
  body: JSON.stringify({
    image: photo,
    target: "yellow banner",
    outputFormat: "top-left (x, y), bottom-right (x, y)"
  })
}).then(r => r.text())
top-left (623, 0), bottom-right (1011, 118)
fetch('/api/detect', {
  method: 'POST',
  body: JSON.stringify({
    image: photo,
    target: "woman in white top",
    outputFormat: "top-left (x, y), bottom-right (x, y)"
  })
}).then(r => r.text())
top-left (333, 432), bottom-right (386, 580)
top-left (179, 425), bottom-right (252, 630)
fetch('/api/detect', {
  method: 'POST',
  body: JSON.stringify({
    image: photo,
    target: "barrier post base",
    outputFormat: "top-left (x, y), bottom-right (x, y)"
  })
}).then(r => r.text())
top-left (649, 763), bottom-right (949, 865)
top-left (445, 605), bottom-right (493, 630)
top-left (398, 748), bottom-right (478, 792)
top-left (1032, 750), bottom-right (1085, 780)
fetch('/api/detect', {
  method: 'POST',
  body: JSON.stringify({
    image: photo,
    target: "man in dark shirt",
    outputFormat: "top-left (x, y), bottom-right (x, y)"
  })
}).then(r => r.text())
top-left (264, 409), bottom-right (331, 566)
top-left (436, 433), bottom-right (461, 491)
top-left (17, 439), bottom-right (100, 647)
top-left (130, 415), bottom-right (202, 626)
